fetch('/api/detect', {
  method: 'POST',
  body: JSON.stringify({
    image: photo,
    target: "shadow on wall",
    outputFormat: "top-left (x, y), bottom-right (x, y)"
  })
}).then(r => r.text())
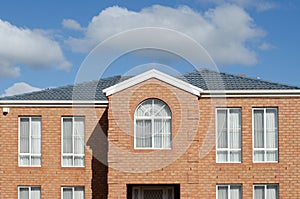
top-left (87, 110), bottom-right (108, 199)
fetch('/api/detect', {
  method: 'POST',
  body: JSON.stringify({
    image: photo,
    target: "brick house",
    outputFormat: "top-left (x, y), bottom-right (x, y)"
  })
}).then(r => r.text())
top-left (1, 69), bottom-right (300, 199)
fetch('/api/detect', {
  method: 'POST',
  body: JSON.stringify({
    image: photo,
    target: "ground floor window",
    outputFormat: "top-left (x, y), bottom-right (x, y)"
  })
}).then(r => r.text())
top-left (18, 186), bottom-right (41, 199)
top-left (128, 185), bottom-right (179, 199)
top-left (217, 184), bottom-right (242, 199)
top-left (62, 187), bottom-right (84, 199)
top-left (254, 184), bottom-right (278, 199)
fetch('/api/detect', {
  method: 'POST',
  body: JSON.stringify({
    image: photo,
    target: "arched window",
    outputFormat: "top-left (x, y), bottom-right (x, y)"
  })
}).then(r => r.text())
top-left (134, 99), bottom-right (172, 149)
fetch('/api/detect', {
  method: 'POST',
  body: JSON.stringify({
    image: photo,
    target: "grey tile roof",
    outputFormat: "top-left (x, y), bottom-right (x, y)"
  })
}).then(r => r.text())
top-left (1, 69), bottom-right (299, 101)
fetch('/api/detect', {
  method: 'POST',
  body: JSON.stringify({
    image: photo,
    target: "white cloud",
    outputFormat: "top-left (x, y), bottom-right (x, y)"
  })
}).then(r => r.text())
top-left (259, 42), bottom-right (276, 50)
top-left (62, 19), bottom-right (84, 31)
top-left (2, 82), bottom-right (41, 97)
top-left (65, 5), bottom-right (265, 66)
top-left (0, 19), bottom-right (71, 78)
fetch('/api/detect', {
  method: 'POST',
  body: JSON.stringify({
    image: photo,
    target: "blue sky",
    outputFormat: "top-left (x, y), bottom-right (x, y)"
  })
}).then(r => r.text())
top-left (0, 0), bottom-right (300, 96)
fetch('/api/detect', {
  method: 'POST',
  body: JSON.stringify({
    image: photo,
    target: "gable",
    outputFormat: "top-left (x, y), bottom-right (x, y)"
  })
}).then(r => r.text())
top-left (103, 69), bottom-right (203, 97)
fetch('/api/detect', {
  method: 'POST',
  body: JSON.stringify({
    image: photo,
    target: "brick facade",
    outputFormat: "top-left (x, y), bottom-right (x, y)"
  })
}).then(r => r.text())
top-left (1, 77), bottom-right (300, 198)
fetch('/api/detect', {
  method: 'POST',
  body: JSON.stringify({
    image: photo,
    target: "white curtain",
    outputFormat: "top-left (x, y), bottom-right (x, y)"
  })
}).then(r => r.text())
top-left (74, 118), bottom-right (85, 166)
top-left (229, 110), bottom-right (241, 162)
top-left (254, 110), bottom-right (264, 161)
top-left (20, 118), bottom-right (30, 153)
top-left (218, 186), bottom-right (228, 199)
top-left (266, 110), bottom-right (278, 161)
top-left (31, 118), bottom-right (41, 165)
top-left (217, 110), bottom-right (227, 149)
top-left (266, 185), bottom-right (277, 199)
top-left (20, 188), bottom-right (29, 199)
top-left (31, 187), bottom-right (41, 199)
top-left (63, 188), bottom-right (73, 199)
top-left (254, 187), bottom-right (264, 199)
top-left (74, 187), bottom-right (84, 199)
top-left (136, 120), bottom-right (152, 148)
top-left (230, 186), bottom-right (241, 199)
top-left (63, 118), bottom-right (73, 166)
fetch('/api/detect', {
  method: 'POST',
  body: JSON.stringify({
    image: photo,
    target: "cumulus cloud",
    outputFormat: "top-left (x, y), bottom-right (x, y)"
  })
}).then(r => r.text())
top-left (65, 5), bottom-right (265, 66)
top-left (0, 19), bottom-right (71, 78)
top-left (2, 82), bottom-right (41, 97)
top-left (62, 19), bottom-right (85, 31)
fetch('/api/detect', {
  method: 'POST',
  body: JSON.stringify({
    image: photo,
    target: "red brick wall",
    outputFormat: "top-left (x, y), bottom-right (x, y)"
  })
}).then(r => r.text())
top-left (0, 106), bottom-right (108, 199)
top-left (106, 78), bottom-right (300, 198)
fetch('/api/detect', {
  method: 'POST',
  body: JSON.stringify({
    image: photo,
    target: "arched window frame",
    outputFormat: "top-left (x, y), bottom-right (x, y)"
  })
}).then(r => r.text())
top-left (134, 99), bottom-right (172, 149)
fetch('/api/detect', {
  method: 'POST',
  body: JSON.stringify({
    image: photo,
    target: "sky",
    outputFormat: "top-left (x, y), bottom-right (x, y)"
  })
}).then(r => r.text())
top-left (0, 0), bottom-right (300, 96)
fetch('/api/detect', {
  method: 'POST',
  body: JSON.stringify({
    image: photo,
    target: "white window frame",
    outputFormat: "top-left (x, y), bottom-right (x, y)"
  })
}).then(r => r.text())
top-left (132, 186), bottom-right (174, 199)
top-left (253, 184), bottom-right (278, 199)
top-left (18, 116), bottom-right (42, 167)
top-left (134, 99), bottom-right (172, 150)
top-left (216, 184), bottom-right (242, 199)
top-left (18, 186), bottom-right (41, 199)
top-left (252, 108), bottom-right (278, 163)
top-left (216, 108), bottom-right (242, 163)
top-left (61, 116), bottom-right (85, 167)
top-left (61, 186), bottom-right (85, 199)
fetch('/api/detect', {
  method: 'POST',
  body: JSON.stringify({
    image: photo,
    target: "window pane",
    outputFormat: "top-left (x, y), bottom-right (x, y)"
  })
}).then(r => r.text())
top-left (20, 155), bottom-right (30, 166)
top-left (254, 186), bottom-right (264, 199)
top-left (217, 151), bottom-right (228, 162)
top-left (19, 187), bottom-right (29, 199)
top-left (254, 110), bottom-right (264, 148)
top-left (136, 120), bottom-right (152, 148)
top-left (63, 188), bottom-right (73, 199)
top-left (266, 185), bottom-right (278, 199)
top-left (230, 186), bottom-right (241, 199)
top-left (266, 109), bottom-right (277, 149)
top-left (20, 118), bottom-right (30, 153)
top-left (254, 151), bottom-right (264, 162)
top-left (74, 118), bottom-right (85, 154)
top-left (230, 151), bottom-right (241, 162)
top-left (229, 110), bottom-right (241, 149)
top-left (31, 187), bottom-right (41, 199)
top-left (217, 110), bottom-right (227, 148)
top-left (74, 156), bottom-right (84, 166)
top-left (74, 187), bottom-right (84, 199)
top-left (63, 156), bottom-right (73, 166)
top-left (266, 151), bottom-right (277, 162)
top-left (154, 119), bottom-right (162, 148)
top-left (217, 186), bottom-right (228, 199)
top-left (31, 118), bottom-right (41, 154)
top-left (63, 118), bottom-right (73, 153)
top-left (31, 156), bottom-right (41, 166)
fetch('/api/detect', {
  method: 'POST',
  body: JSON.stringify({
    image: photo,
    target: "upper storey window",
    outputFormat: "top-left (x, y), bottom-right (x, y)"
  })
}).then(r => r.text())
top-left (134, 99), bottom-right (172, 149)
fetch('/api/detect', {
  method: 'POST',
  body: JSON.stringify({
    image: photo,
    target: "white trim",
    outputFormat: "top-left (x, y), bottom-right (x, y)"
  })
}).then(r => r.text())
top-left (0, 100), bottom-right (108, 107)
top-left (216, 108), bottom-right (242, 163)
top-left (201, 90), bottom-right (300, 98)
top-left (252, 108), bottom-right (278, 163)
top-left (61, 117), bottom-right (85, 168)
top-left (103, 69), bottom-right (203, 96)
top-left (18, 186), bottom-right (41, 199)
top-left (18, 117), bottom-right (42, 167)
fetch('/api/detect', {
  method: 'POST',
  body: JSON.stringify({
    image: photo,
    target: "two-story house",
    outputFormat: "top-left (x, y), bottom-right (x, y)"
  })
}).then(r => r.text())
top-left (1, 69), bottom-right (300, 199)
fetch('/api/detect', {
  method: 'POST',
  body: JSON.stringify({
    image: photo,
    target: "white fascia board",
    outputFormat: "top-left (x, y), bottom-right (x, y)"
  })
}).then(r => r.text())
top-left (201, 89), bottom-right (300, 97)
top-left (0, 100), bottom-right (108, 107)
top-left (103, 69), bottom-right (203, 96)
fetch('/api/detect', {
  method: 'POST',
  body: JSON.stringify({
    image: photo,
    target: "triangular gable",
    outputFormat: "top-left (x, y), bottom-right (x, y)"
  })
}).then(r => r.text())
top-left (103, 69), bottom-right (203, 96)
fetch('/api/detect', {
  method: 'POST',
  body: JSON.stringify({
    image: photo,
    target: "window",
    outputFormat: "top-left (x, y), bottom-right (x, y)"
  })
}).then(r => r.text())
top-left (134, 99), bottom-right (171, 149)
top-left (253, 184), bottom-right (278, 199)
top-left (18, 186), bottom-right (41, 199)
top-left (217, 185), bottom-right (242, 199)
top-left (253, 108), bottom-right (278, 162)
top-left (62, 187), bottom-right (84, 199)
top-left (216, 108), bottom-right (242, 163)
top-left (19, 117), bottom-right (41, 166)
top-left (132, 186), bottom-right (174, 199)
top-left (62, 117), bottom-right (85, 167)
